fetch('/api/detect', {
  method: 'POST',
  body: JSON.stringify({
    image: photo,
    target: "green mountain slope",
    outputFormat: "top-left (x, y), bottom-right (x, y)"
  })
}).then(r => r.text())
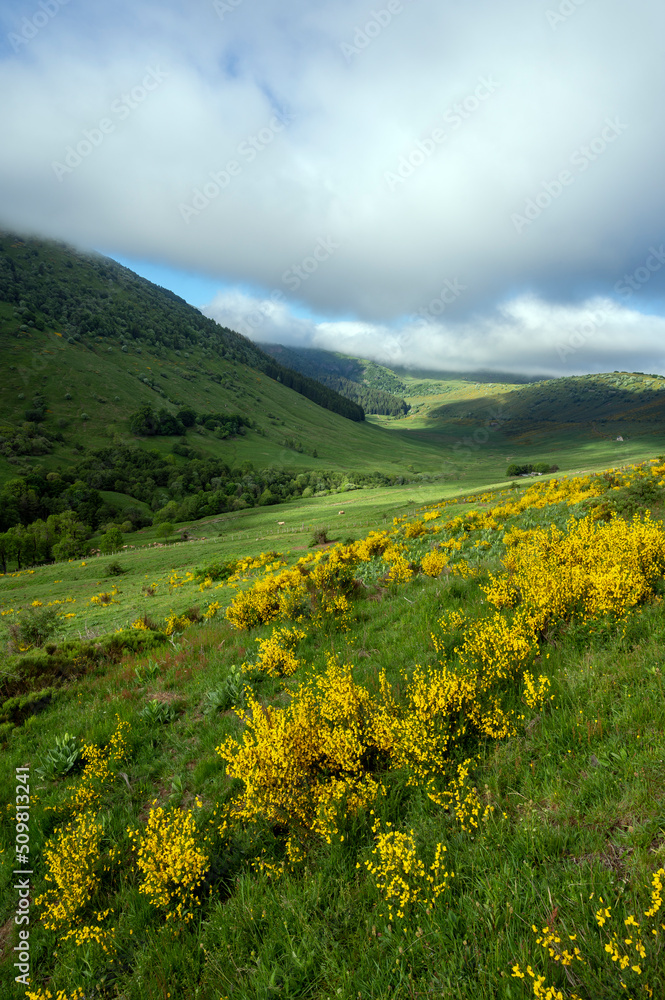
top-left (0, 232), bottom-right (364, 423)
top-left (259, 343), bottom-right (410, 415)
top-left (0, 233), bottom-right (454, 487)
top-left (426, 372), bottom-right (665, 432)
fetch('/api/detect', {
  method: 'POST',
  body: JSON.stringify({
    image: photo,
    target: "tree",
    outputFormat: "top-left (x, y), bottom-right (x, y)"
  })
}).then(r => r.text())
top-left (258, 488), bottom-right (278, 506)
top-left (156, 521), bottom-right (174, 542)
top-left (48, 511), bottom-right (90, 561)
top-left (0, 532), bottom-right (8, 574)
top-left (177, 406), bottom-right (197, 427)
top-left (129, 404), bottom-right (159, 436)
top-left (100, 525), bottom-right (124, 554)
top-left (157, 408), bottom-right (185, 436)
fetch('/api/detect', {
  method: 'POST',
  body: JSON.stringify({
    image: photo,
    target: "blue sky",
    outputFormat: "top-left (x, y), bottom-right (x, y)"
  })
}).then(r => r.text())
top-left (1, 0), bottom-right (665, 375)
top-left (100, 253), bottom-right (231, 309)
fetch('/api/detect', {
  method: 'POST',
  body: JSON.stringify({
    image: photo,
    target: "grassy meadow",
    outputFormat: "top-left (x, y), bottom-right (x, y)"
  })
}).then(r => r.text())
top-left (1, 461), bottom-right (665, 999)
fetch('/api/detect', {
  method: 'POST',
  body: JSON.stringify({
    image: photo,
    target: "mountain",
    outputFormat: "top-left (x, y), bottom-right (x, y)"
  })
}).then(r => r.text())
top-left (425, 371), bottom-right (665, 432)
top-left (390, 365), bottom-right (546, 385)
top-left (0, 232), bottom-right (364, 426)
top-left (259, 343), bottom-right (410, 415)
top-left (0, 232), bottom-right (461, 482)
top-left (4, 230), bottom-right (665, 547)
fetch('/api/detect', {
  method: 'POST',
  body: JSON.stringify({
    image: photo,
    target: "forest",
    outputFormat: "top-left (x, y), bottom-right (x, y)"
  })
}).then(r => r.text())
top-left (0, 446), bottom-right (426, 571)
top-left (0, 234), bottom-right (364, 423)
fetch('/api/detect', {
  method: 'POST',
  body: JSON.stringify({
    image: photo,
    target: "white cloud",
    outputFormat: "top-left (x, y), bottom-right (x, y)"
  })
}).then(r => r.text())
top-left (1, 0), bottom-right (665, 374)
top-left (203, 289), bottom-right (665, 377)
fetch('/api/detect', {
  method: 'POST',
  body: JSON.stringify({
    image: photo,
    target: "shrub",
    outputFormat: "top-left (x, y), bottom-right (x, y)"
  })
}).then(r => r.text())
top-left (217, 655), bottom-right (391, 860)
top-left (128, 804), bottom-right (208, 923)
top-left (507, 461), bottom-right (557, 477)
top-left (421, 549), bottom-right (449, 577)
top-left (8, 606), bottom-right (59, 650)
top-left (35, 810), bottom-right (108, 938)
top-left (195, 559), bottom-right (238, 582)
top-left (363, 819), bottom-right (453, 922)
top-left (242, 626), bottom-right (306, 677)
top-left (310, 527), bottom-right (330, 546)
top-left (0, 687), bottom-right (55, 730)
top-left (156, 521), bottom-right (174, 541)
top-left (106, 560), bottom-right (125, 576)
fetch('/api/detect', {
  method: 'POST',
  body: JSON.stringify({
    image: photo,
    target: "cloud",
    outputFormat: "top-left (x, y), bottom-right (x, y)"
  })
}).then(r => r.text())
top-left (1, 0), bottom-right (665, 374)
top-left (202, 289), bottom-right (665, 378)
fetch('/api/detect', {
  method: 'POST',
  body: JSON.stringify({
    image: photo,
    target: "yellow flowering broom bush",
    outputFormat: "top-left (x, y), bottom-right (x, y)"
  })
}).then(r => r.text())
top-left (217, 655), bottom-right (393, 860)
top-left (128, 802), bottom-right (209, 924)
top-left (362, 817), bottom-right (453, 922)
top-left (36, 809), bottom-right (103, 931)
top-left (420, 548), bottom-right (449, 577)
top-left (430, 757), bottom-right (495, 833)
top-left (35, 809), bottom-right (118, 955)
top-left (484, 513), bottom-right (665, 635)
top-left (65, 717), bottom-right (131, 813)
top-left (243, 625), bottom-right (307, 677)
top-left (225, 568), bottom-right (309, 630)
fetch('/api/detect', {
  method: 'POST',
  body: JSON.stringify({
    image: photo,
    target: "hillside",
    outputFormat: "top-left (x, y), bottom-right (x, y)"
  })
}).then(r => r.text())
top-left (426, 372), bottom-right (665, 432)
top-left (0, 232), bottom-right (460, 492)
top-left (0, 233), bottom-right (365, 426)
top-left (5, 232), bottom-right (665, 550)
top-left (1, 461), bottom-right (665, 998)
top-left (392, 364), bottom-right (546, 386)
top-left (259, 343), bottom-right (410, 415)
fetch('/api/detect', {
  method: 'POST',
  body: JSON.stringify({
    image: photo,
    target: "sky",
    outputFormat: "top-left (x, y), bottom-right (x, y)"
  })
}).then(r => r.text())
top-left (1, 0), bottom-right (665, 377)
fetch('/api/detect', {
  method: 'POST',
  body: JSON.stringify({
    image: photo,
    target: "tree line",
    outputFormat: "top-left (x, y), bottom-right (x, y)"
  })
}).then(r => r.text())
top-left (0, 446), bottom-right (423, 571)
top-left (128, 404), bottom-right (250, 439)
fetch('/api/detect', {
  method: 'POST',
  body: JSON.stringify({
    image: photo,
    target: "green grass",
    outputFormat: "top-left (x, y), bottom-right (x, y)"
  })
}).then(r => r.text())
top-left (0, 480), bottom-right (471, 644)
top-left (1, 468), bottom-right (665, 999)
top-left (1, 462), bottom-right (663, 645)
top-left (0, 316), bottom-right (459, 485)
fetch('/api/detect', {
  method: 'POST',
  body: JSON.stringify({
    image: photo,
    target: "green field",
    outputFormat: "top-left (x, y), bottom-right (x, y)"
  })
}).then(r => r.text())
top-left (2, 462), bottom-right (665, 998)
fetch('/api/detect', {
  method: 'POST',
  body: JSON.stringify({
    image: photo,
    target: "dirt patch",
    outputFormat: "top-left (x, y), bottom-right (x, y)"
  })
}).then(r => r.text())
top-left (368, 587), bottom-right (389, 602)
top-left (0, 916), bottom-right (15, 963)
top-left (144, 689), bottom-right (181, 704)
top-left (567, 843), bottom-right (632, 876)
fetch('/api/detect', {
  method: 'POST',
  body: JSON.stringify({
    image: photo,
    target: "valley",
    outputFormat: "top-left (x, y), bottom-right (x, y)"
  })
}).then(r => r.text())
top-left (2, 235), bottom-right (665, 1000)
